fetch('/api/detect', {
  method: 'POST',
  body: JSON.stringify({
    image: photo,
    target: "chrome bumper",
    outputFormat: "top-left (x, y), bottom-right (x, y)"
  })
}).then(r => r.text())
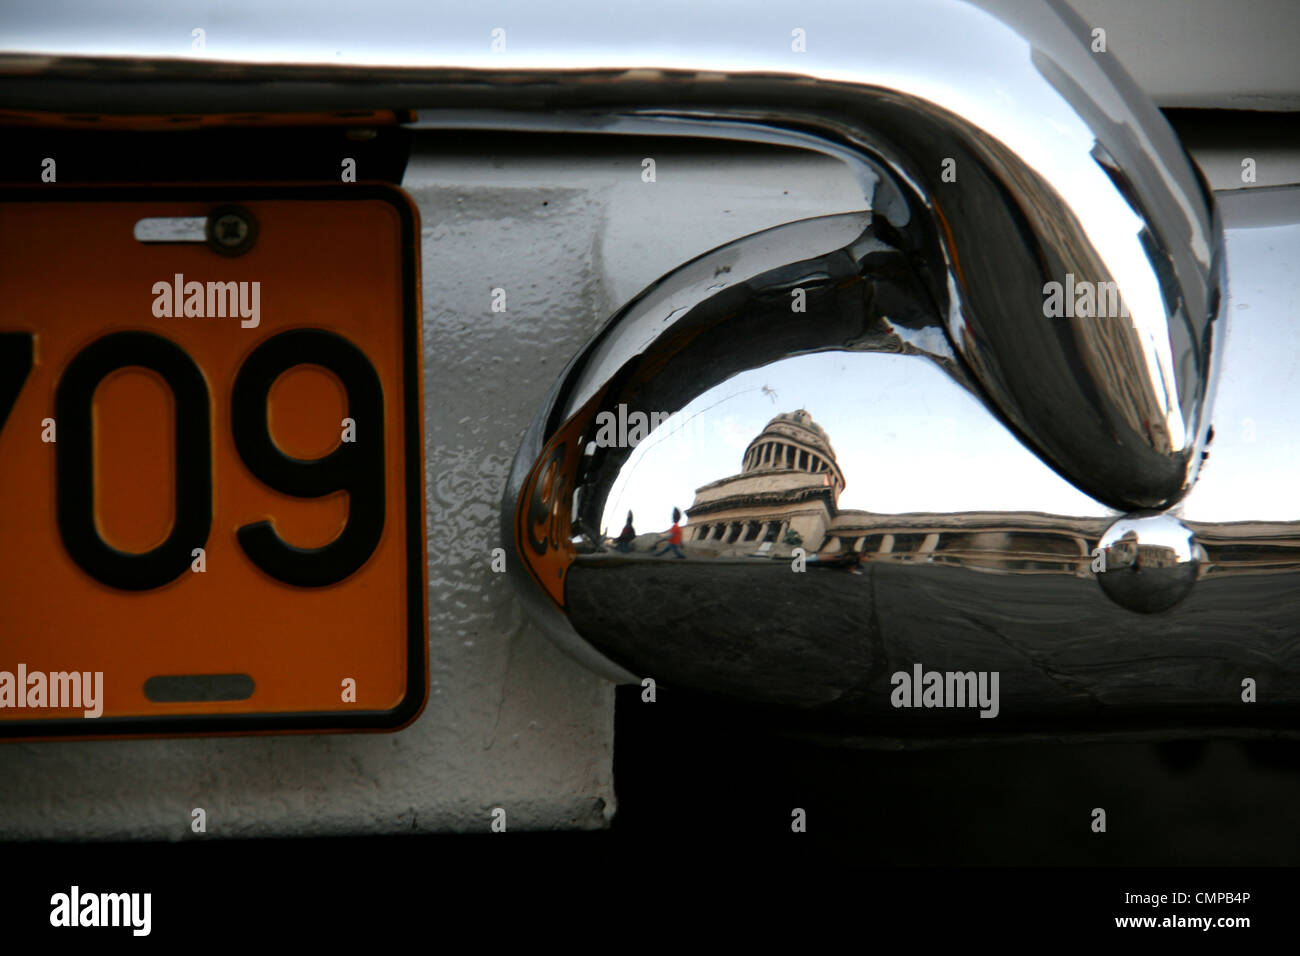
top-left (3, 0), bottom-right (1297, 741)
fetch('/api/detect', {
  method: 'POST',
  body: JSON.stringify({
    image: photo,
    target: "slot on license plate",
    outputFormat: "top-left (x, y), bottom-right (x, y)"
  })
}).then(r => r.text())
top-left (0, 185), bottom-right (426, 738)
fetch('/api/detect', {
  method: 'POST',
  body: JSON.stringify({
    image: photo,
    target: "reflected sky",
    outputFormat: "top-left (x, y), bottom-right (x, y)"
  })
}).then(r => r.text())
top-left (599, 350), bottom-right (1107, 536)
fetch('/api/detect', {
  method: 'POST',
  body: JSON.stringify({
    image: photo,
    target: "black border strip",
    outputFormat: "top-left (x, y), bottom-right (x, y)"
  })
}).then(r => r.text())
top-left (0, 183), bottom-right (427, 739)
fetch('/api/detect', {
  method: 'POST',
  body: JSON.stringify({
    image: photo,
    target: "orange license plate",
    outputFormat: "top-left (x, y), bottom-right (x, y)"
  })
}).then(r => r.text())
top-left (0, 185), bottom-right (426, 738)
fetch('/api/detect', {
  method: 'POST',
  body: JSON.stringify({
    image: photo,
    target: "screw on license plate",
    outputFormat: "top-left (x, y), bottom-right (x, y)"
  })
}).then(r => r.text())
top-left (206, 205), bottom-right (258, 257)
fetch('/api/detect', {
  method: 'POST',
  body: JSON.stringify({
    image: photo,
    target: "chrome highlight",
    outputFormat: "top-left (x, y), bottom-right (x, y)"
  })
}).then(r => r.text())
top-left (1096, 513), bottom-right (1202, 614)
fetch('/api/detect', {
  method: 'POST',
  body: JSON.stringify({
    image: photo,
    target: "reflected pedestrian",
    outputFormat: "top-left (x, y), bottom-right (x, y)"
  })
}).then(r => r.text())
top-left (615, 511), bottom-right (637, 552)
top-left (653, 507), bottom-right (686, 559)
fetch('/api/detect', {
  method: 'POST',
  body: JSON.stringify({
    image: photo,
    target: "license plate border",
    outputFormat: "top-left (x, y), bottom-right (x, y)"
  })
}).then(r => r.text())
top-left (0, 182), bottom-right (428, 740)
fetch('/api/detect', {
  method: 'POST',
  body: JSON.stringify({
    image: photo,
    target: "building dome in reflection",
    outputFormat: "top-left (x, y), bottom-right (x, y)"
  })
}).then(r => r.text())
top-left (741, 408), bottom-right (843, 483)
top-left (617, 408), bottom-right (1289, 581)
top-left (685, 409), bottom-right (1098, 571)
top-left (688, 409), bottom-right (846, 553)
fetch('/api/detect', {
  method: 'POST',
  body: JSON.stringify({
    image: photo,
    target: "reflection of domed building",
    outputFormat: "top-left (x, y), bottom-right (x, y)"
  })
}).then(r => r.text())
top-left (686, 409), bottom-right (1102, 572)
top-left (680, 410), bottom-right (1300, 577)
top-left (687, 410), bottom-right (845, 552)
